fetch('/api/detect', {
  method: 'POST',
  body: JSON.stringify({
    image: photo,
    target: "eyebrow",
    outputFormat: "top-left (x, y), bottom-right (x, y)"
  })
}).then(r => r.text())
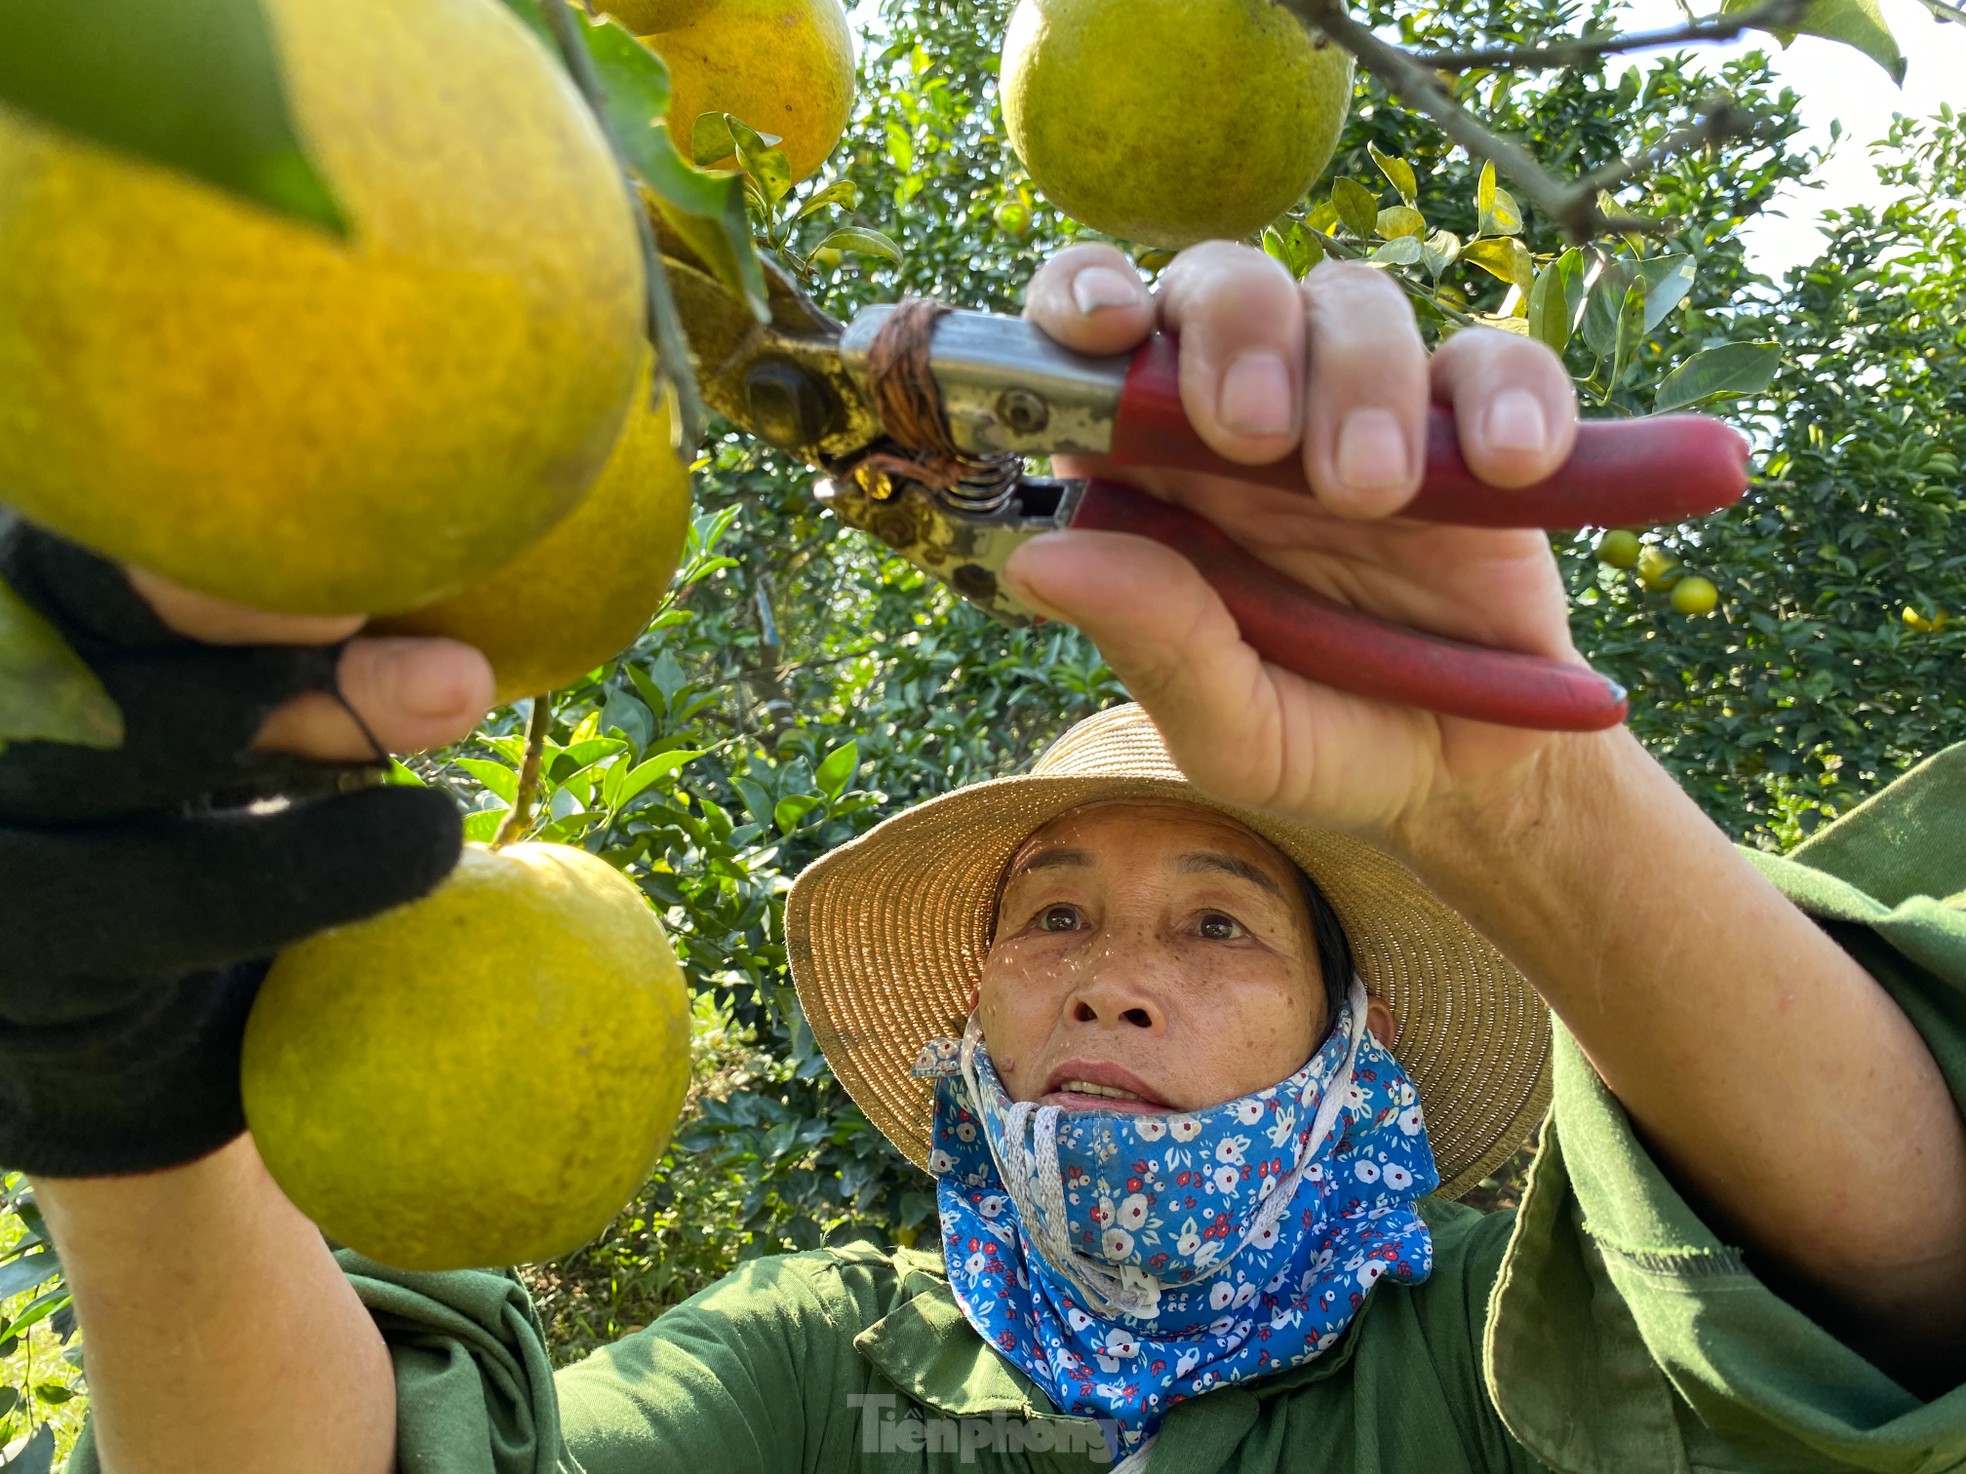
top-left (1006, 847), bottom-right (1092, 881)
top-left (1177, 851), bottom-right (1285, 898)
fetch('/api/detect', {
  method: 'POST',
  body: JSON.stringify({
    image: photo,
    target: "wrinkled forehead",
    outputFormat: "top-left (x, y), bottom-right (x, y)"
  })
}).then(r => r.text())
top-left (1006, 797), bottom-right (1293, 873)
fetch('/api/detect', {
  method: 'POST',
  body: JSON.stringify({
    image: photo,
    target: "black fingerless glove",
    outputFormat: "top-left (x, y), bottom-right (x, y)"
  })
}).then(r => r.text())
top-left (0, 517), bottom-right (463, 1177)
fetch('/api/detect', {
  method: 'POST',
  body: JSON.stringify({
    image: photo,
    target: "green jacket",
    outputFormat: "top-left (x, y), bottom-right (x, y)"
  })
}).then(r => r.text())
top-left (66, 746), bottom-right (1966, 1473)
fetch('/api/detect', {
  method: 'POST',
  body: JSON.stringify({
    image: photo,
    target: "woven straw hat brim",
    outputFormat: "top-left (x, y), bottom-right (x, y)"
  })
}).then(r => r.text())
top-left (786, 706), bottom-right (1551, 1199)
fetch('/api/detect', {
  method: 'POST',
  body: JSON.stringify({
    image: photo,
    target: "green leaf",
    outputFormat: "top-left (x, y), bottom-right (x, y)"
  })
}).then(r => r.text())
top-left (1331, 178), bottom-right (1380, 240)
top-left (1581, 257), bottom-right (1634, 359)
top-left (454, 758), bottom-right (519, 805)
top-left (1375, 205), bottom-right (1427, 240)
top-left (1634, 254), bottom-right (1697, 333)
top-left (32, 1385), bottom-right (73, 1406)
top-left (0, 577), bottom-right (123, 753)
top-left (462, 810), bottom-right (505, 844)
top-left (1262, 219), bottom-right (1320, 278)
top-left (1609, 273), bottom-right (1648, 391)
top-left (1726, 0), bottom-right (1905, 80)
top-left (814, 740), bottom-right (859, 799)
top-left (503, 0), bottom-right (767, 320)
top-left (725, 115), bottom-right (793, 208)
top-left (0, 1252), bottom-right (60, 1303)
top-left (795, 179), bottom-right (859, 219)
top-left (0, 1287), bottom-right (68, 1343)
top-left (813, 226), bottom-right (904, 265)
top-left (773, 793), bottom-right (821, 834)
top-left (616, 748), bottom-right (706, 806)
top-left (1368, 143), bottom-right (1418, 206)
top-left (1475, 161), bottom-right (1523, 237)
top-left (1420, 229), bottom-right (1460, 279)
top-left (1371, 236), bottom-right (1423, 267)
top-left (1462, 236), bottom-right (1535, 297)
top-left (1527, 249), bottom-right (1584, 353)
top-left (1654, 341), bottom-right (1782, 412)
top-left (884, 119), bottom-right (916, 175)
top-left (0, 0), bottom-right (346, 235)
top-left (0, 1425), bottom-right (53, 1474)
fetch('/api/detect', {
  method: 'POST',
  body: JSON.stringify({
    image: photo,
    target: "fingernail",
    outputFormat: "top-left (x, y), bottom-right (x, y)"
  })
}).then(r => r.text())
top-left (1335, 408), bottom-right (1410, 495)
top-left (1071, 266), bottom-right (1142, 316)
top-left (1216, 351), bottom-right (1296, 439)
top-left (380, 645), bottom-right (471, 720)
top-left (1484, 388), bottom-right (1551, 457)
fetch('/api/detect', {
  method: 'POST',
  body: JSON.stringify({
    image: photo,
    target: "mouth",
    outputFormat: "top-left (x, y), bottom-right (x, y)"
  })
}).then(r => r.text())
top-left (1040, 1060), bottom-right (1174, 1113)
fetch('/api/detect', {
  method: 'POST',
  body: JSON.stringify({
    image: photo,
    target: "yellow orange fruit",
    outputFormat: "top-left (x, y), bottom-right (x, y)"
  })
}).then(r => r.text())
top-left (243, 842), bottom-right (691, 1271)
top-left (643, 0), bottom-right (856, 183)
top-left (373, 356), bottom-right (693, 704)
top-left (0, 0), bottom-right (645, 615)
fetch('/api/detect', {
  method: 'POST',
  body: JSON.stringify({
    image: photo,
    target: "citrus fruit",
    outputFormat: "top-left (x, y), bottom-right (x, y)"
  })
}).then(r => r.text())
top-left (1635, 545), bottom-right (1683, 592)
top-left (0, 0), bottom-right (645, 616)
top-left (643, 0), bottom-right (856, 183)
top-left (1671, 575), bottom-right (1718, 616)
top-left (1596, 529), bottom-right (1642, 569)
top-left (810, 245), bottom-right (845, 271)
top-left (1000, 0), bottom-right (1354, 248)
top-left (597, 0), bottom-right (722, 31)
top-left (243, 842), bottom-right (691, 1271)
top-left (993, 198), bottom-right (1033, 238)
top-left (372, 355), bottom-right (693, 704)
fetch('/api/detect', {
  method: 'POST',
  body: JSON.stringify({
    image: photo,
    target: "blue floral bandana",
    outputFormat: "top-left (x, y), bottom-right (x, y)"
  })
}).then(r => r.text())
top-left (921, 980), bottom-right (1439, 1460)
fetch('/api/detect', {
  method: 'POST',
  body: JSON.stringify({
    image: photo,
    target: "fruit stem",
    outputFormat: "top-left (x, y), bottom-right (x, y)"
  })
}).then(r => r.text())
top-left (493, 695), bottom-right (554, 849)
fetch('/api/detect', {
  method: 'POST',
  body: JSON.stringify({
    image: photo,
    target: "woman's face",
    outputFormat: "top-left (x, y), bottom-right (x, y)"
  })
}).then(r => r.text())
top-left (977, 800), bottom-right (1328, 1112)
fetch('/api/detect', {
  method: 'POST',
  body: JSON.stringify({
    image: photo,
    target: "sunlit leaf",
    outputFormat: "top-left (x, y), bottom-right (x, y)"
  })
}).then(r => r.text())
top-left (1462, 236), bottom-right (1535, 296)
top-left (1527, 249), bottom-right (1585, 353)
top-left (1420, 228), bottom-right (1460, 279)
top-left (1476, 161), bottom-right (1524, 237)
top-left (1581, 256), bottom-right (1633, 359)
top-left (1654, 340), bottom-right (1782, 412)
top-left (1331, 177), bottom-right (1380, 239)
top-left (1726, 0), bottom-right (1904, 80)
top-left (1368, 143), bottom-right (1419, 205)
top-left (0, 0), bottom-right (345, 234)
top-left (725, 115), bottom-right (793, 207)
top-left (815, 740), bottom-right (859, 799)
top-left (1376, 205), bottom-right (1427, 240)
top-left (0, 577), bottom-right (123, 753)
top-left (795, 179), bottom-right (859, 219)
top-left (1609, 273), bottom-right (1648, 391)
top-left (1371, 236), bottom-right (1423, 266)
top-left (813, 225), bottom-right (904, 264)
top-left (1634, 254), bottom-right (1697, 333)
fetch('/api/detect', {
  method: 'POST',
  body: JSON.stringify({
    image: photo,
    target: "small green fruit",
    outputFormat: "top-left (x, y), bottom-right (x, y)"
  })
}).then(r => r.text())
top-left (1595, 529), bottom-right (1642, 569)
top-left (1636, 545), bottom-right (1683, 592)
top-left (1671, 575), bottom-right (1718, 616)
top-left (993, 199), bottom-right (1033, 238)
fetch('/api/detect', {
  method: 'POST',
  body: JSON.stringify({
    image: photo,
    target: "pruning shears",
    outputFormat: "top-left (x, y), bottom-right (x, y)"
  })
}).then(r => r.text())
top-left (657, 225), bottom-right (1751, 731)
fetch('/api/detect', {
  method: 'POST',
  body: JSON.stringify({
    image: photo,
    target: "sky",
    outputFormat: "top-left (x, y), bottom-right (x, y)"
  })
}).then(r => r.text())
top-left (1614, 0), bottom-right (1966, 278)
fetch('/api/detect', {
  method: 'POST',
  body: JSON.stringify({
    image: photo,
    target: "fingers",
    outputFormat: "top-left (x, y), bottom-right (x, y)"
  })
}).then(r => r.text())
top-left (126, 568), bottom-right (363, 646)
top-left (1021, 243), bottom-right (1156, 356)
top-left (1429, 328), bottom-right (1577, 488)
top-left (1003, 528), bottom-right (1277, 766)
top-left (1299, 261), bottom-right (1430, 519)
top-left (1153, 242), bottom-right (1308, 467)
top-left (252, 637), bottom-right (495, 761)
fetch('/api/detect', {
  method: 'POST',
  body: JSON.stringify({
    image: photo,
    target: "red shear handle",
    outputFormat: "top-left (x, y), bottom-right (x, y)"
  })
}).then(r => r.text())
top-left (1071, 479), bottom-right (1630, 732)
top-left (1112, 334), bottom-right (1751, 530)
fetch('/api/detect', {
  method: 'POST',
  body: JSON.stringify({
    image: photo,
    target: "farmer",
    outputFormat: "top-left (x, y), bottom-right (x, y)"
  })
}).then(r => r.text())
top-left (9, 244), bottom-right (1965, 1474)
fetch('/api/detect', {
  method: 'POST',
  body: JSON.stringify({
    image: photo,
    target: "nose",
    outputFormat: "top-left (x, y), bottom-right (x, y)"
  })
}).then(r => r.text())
top-left (1062, 951), bottom-right (1168, 1033)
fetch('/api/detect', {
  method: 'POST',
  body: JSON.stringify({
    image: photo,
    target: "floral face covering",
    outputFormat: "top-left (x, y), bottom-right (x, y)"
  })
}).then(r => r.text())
top-left (920, 980), bottom-right (1438, 1460)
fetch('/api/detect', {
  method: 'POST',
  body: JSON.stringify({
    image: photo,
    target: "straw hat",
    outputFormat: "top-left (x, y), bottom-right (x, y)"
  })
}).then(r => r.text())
top-left (786, 703), bottom-right (1550, 1199)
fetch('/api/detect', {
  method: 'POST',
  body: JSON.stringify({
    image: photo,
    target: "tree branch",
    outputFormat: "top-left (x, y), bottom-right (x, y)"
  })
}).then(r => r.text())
top-left (493, 696), bottom-right (554, 847)
top-left (1912, 0), bottom-right (1966, 22)
top-left (1411, 0), bottom-right (1809, 71)
top-left (1281, 0), bottom-right (1774, 241)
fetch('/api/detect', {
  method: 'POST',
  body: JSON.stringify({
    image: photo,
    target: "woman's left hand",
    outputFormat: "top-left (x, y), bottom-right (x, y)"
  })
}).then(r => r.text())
top-left (1007, 240), bottom-right (1582, 842)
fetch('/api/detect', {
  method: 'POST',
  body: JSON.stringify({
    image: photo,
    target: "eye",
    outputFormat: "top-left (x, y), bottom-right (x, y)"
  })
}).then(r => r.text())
top-left (1038, 904), bottom-right (1083, 933)
top-left (1197, 911), bottom-right (1246, 942)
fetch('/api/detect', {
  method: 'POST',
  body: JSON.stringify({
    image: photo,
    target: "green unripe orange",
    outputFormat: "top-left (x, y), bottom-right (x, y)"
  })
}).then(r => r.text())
top-left (1596, 529), bottom-right (1642, 569)
top-left (1671, 575), bottom-right (1718, 616)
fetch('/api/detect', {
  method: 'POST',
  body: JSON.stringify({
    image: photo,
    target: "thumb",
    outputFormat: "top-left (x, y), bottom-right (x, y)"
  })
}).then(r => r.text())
top-left (3, 785), bottom-right (464, 981)
top-left (1003, 529), bottom-right (1292, 799)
